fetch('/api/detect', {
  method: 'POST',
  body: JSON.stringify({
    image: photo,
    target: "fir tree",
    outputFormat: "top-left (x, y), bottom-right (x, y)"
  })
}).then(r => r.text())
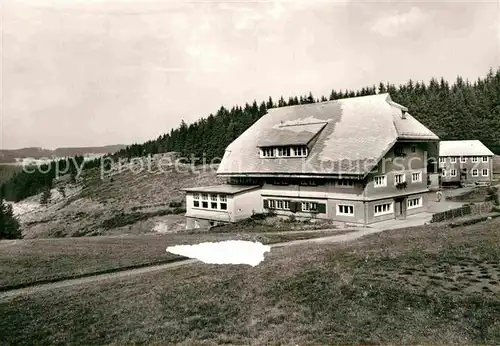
top-left (40, 188), bottom-right (51, 207)
top-left (0, 199), bottom-right (21, 239)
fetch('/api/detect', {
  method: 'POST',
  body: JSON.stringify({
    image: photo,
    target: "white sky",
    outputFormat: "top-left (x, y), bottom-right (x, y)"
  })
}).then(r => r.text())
top-left (1, 0), bottom-right (499, 149)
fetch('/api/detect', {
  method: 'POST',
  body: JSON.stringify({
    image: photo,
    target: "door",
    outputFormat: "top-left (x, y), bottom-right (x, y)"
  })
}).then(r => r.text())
top-left (395, 197), bottom-right (407, 219)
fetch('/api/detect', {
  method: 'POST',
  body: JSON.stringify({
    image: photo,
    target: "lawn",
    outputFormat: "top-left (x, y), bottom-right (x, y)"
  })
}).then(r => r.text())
top-left (0, 230), bottom-right (343, 290)
top-left (445, 186), bottom-right (491, 203)
top-left (1, 219), bottom-right (500, 345)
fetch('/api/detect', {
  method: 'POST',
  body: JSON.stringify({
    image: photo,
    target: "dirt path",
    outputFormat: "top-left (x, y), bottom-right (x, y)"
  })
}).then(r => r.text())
top-left (0, 227), bottom-right (389, 301)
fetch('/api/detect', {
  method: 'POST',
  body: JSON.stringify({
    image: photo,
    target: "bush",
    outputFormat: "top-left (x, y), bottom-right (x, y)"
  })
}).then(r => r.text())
top-left (169, 201), bottom-right (182, 208)
top-left (0, 200), bottom-right (22, 239)
top-left (172, 207), bottom-right (186, 215)
top-left (486, 186), bottom-right (499, 206)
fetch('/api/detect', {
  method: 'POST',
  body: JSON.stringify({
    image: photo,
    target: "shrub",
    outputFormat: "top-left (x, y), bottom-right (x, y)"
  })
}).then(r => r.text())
top-left (172, 207), bottom-right (186, 215)
top-left (486, 186), bottom-right (499, 206)
top-left (169, 201), bottom-right (183, 208)
top-left (0, 200), bottom-right (22, 239)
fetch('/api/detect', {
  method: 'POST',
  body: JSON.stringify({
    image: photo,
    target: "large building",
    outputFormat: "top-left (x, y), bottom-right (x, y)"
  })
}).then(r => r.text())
top-left (184, 93), bottom-right (439, 228)
top-left (439, 140), bottom-right (494, 186)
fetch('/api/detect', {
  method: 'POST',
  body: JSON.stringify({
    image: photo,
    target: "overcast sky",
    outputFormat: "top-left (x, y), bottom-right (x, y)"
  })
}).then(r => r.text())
top-left (1, 0), bottom-right (499, 149)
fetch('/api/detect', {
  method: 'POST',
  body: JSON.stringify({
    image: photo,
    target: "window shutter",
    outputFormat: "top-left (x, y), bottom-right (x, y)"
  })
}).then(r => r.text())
top-left (317, 203), bottom-right (326, 214)
top-left (263, 199), bottom-right (269, 209)
top-left (290, 201), bottom-right (297, 213)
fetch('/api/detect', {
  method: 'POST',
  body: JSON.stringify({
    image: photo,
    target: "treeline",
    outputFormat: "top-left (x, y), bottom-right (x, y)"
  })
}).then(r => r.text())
top-left (2, 67), bottom-right (500, 203)
top-left (115, 67), bottom-right (500, 161)
top-left (0, 156), bottom-right (103, 202)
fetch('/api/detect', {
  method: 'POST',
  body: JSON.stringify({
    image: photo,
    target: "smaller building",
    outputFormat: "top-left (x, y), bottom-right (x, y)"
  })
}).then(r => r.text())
top-left (439, 140), bottom-right (494, 186)
top-left (183, 185), bottom-right (262, 229)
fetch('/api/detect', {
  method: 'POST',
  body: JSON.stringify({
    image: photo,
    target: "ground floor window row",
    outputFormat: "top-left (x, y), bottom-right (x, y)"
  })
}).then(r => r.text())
top-left (193, 200), bottom-right (227, 210)
top-left (263, 199), bottom-right (327, 213)
top-left (264, 198), bottom-right (424, 217)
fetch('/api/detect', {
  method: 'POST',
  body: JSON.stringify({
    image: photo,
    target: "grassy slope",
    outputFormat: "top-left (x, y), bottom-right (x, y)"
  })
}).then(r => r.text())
top-left (2, 219), bottom-right (500, 345)
top-left (18, 160), bottom-right (225, 238)
top-left (0, 230), bottom-right (345, 290)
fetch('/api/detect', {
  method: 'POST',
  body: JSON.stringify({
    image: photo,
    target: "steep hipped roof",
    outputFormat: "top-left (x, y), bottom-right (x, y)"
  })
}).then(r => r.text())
top-left (217, 93), bottom-right (439, 177)
top-left (439, 140), bottom-right (494, 157)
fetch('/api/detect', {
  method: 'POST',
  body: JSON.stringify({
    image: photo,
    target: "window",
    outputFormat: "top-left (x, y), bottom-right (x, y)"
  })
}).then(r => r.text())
top-left (482, 169), bottom-right (489, 177)
top-left (292, 146), bottom-right (308, 157)
top-left (407, 197), bottom-right (422, 209)
top-left (482, 156), bottom-right (489, 163)
top-left (337, 180), bottom-right (354, 187)
top-left (472, 169), bottom-right (478, 177)
top-left (211, 202), bottom-right (217, 209)
top-left (439, 157), bottom-right (445, 163)
top-left (374, 175), bottom-right (387, 187)
top-left (442, 170), bottom-right (446, 177)
top-left (201, 194), bottom-right (208, 200)
top-left (460, 157), bottom-right (466, 163)
top-left (193, 193), bottom-right (200, 200)
top-left (283, 200), bottom-right (290, 210)
top-left (266, 199), bottom-right (290, 210)
top-left (472, 157), bottom-right (479, 163)
top-left (411, 172), bottom-right (422, 183)
top-left (451, 169), bottom-right (457, 177)
top-left (411, 146), bottom-right (416, 153)
top-left (261, 148), bottom-right (275, 157)
top-left (450, 157), bottom-right (456, 163)
top-left (219, 194), bottom-right (227, 202)
top-left (220, 203), bottom-right (227, 210)
top-left (210, 194), bottom-right (217, 201)
top-left (202, 201), bottom-right (208, 208)
top-left (277, 147), bottom-right (291, 157)
top-left (193, 200), bottom-right (200, 207)
top-left (337, 204), bottom-right (354, 216)
top-left (301, 202), bottom-right (318, 212)
top-left (394, 146), bottom-right (405, 156)
top-left (394, 173), bottom-right (406, 185)
top-left (374, 202), bottom-right (393, 216)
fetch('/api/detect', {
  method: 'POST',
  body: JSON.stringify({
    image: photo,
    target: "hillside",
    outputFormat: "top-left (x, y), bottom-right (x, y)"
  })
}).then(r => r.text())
top-left (0, 144), bottom-right (126, 163)
top-left (12, 153), bottom-right (224, 238)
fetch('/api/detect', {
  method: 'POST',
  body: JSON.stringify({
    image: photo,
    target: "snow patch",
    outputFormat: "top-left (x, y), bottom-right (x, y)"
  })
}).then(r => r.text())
top-left (166, 240), bottom-right (271, 266)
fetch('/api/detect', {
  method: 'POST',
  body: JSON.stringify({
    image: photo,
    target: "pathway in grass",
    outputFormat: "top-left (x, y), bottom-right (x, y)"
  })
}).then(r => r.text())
top-left (0, 229), bottom-right (354, 292)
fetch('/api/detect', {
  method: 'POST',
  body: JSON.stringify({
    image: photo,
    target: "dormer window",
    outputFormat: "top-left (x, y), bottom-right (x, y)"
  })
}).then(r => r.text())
top-left (292, 146), bottom-right (308, 157)
top-left (277, 147), bottom-right (291, 157)
top-left (260, 145), bottom-right (308, 158)
top-left (261, 148), bottom-right (275, 157)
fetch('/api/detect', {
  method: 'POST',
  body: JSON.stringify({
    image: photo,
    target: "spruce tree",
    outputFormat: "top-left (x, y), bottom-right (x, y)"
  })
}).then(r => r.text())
top-left (40, 188), bottom-right (51, 207)
top-left (0, 199), bottom-right (21, 239)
